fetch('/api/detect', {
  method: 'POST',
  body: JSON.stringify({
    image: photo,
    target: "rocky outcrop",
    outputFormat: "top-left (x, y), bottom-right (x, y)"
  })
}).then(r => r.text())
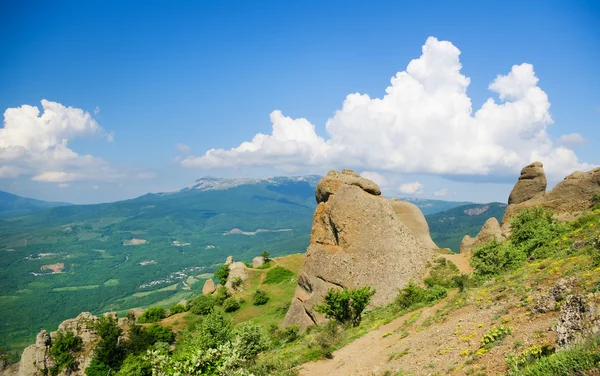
top-left (252, 256), bottom-right (265, 268)
top-left (202, 279), bottom-right (216, 295)
top-left (459, 217), bottom-right (504, 254)
top-left (390, 199), bottom-right (438, 249)
top-left (225, 262), bottom-right (248, 290)
top-left (15, 312), bottom-right (103, 376)
top-left (556, 293), bottom-right (600, 347)
top-left (502, 164), bottom-right (600, 225)
top-left (532, 277), bottom-right (575, 314)
top-left (225, 256), bottom-right (234, 265)
top-left (283, 170), bottom-right (435, 330)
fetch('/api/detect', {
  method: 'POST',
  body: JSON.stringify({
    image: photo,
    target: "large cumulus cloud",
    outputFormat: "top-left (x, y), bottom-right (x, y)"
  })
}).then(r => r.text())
top-left (183, 37), bottom-right (592, 180)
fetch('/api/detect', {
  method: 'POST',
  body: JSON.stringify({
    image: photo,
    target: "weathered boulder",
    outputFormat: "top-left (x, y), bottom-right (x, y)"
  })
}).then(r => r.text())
top-left (459, 217), bottom-right (504, 253)
top-left (390, 199), bottom-right (438, 249)
top-left (202, 279), bottom-right (216, 295)
top-left (283, 170), bottom-right (435, 330)
top-left (225, 262), bottom-right (248, 290)
top-left (252, 256), bottom-right (266, 268)
top-left (508, 162), bottom-right (547, 205)
top-left (532, 277), bottom-right (575, 314)
top-left (556, 293), bottom-right (600, 347)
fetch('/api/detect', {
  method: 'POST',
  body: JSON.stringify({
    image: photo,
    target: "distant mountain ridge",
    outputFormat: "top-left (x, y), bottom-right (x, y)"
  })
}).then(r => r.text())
top-left (183, 175), bottom-right (322, 192)
top-left (0, 190), bottom-right (70, 218)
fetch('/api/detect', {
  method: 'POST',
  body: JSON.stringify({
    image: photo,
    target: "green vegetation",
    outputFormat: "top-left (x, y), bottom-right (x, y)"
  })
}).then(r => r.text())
top-left (138, 307), bottom-right (166, 323)
top-left (481, 325), bottom-right (512, 348)
top-left (471, 207), bottom-right (567, 278)
top-left (168, 304), bottom-right (185, 315)
top-left (261, 251), bottom-right (270, 261)
top-left (315, 286), bottom-right (376, 327)
top-left (222, 297), bottom-right (241, 312)
top-left (424, 257), bottom-right (460, 288)
top-left (214, 264), bottom-right (230, 285)
top-left (263, 266), bottom-right (294, 285)
top-left (253, 290), bottom-right (270, 306)
top-left (49, 330), bottom-right (83, 375)
top-left (188, 295), bottom-right (217, 315)
top-left (394, 281), bottom-right (447, 309)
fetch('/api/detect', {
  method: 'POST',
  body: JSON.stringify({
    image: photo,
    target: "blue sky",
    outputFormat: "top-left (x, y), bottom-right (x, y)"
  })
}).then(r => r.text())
top-left (0, 0), bottom-right (599, 204)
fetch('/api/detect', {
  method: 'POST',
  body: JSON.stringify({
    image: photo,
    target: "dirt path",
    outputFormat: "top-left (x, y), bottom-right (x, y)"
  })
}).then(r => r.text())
top-left (298, 292), bottom-right (456, 376)
top-left (441, 252), bottom-right (472, 274)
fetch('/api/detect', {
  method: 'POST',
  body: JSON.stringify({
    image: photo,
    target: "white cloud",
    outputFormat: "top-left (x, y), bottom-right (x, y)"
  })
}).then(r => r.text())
top-left (92, 185), bottom-right (99, 190)
top-left (0, 166), bottom-right (22, 178)
top-left (176, 143), bottom-right (191, 154)
top-left (433, 188), bottom-right (451, 197)
top-left (399, 181), bottom-right (424, 194)
top-left (0, 100), bottom-right (119, 182)
top-left (360, 171), bottom-right (388, 187)
top-left (137, 172), bottom-right (157, 179)
top-left (58, 183), bottom-right (69, 188)
top-left (182, 37), bottom-right (593, 180)
top-left (557, 133), bottom-right (586, 146)
top-left (32, 171), bottom-right (83, 182)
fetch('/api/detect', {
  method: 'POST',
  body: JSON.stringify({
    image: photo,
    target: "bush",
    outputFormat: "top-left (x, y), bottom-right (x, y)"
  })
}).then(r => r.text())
top-left (315, 286), bottom-right (375, 327)
top-left (214, 264), bottom-right (230, 284)
top-left (270, 325), bottom-right (300, 346)
top-left (253, 289), bottom-right (270, 306)
top-left (261, 251), bottom-right (270, 261)
top-left (424, 257), bottom-right (460, 288)
top-left (263, 266), bottom-right (294, 285)
top-left (233, 322), bottom-right (270, 362)
top-left (87, 316), bottom-right (125, 375)
top-left (168, 304), bottom-right (186, 315)
top-left (145, 324), bottom-right (175, 344)
top-left (310, 321), bottom-right (344, 359)
top-left (188, 295), bottom-right (217, 315)
top-left (49, 330), bottom-right (83, 374)
top-left (138, 307), bottom-right (166, 323)
top-left (471, 240), bottom-right (526, 278)
top-left (190, 309), bottom-right (233, 350)
top-left (481, 325), bottom-right (512, 348)
top-left (510, 207), bottom-right (565, 259)
top-left (116, 354), bottom-right (152, 376)
top-left (395, 281), bottom-right (447, 309)
top-left (452, 274), bottom-right (470, 292)
top-left (231, 277), bottom-right (243, 290)
top-left (214, 286), bottom-right (230, 306)
top-left (222, 297), bottom-right (241, 312)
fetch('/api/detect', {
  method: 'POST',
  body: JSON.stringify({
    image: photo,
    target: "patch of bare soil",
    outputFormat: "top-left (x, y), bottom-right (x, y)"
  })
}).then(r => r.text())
top-left (299, 292), bottom-right (558, 376)
top-left (123, 238), bottom-right (147, 246)
top-left (441, 252), bottom-right (473, 274)
top-left (40, 263), bottom-right (64, 273)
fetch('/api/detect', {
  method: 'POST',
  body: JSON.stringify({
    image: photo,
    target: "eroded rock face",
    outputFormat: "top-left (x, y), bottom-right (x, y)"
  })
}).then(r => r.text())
top-left (225, 262), bottom-right (248, 290)
top-left (459, 217), bottom-right (504, 254)
top-left (390, 199), bottom-right (438, 249)
top-left (283, 170), bottom-right (435, 330)
top-left (532, 277), bottom-right (575, 314)
top-left (556, 293), bottom-right (600, 347)
top-left (202, 279), bottom-right (216, 295)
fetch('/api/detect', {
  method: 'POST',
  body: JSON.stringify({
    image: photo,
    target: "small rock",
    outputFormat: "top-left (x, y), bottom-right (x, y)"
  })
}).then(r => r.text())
top-left (252, 256), bottom-right (265, 268)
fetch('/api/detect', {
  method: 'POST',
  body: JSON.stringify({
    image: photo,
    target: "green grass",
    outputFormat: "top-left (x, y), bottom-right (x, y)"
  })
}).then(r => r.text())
top-left (103, 279), bottom-right (119, 286)
top-left (263, 266), bottom-right (294, 284)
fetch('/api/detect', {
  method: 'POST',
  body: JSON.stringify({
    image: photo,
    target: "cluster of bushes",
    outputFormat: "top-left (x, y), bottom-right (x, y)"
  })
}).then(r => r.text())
top-left (394, 281), bottom-right (447, 309)
top-left (315, 286), bottom-right (375, 327)
top-left (48, 330), bottom-right (83, 375)
top-left (84, 315), bottom-right (175, 376)
top-left (187, 286), bottom-right (243, 315)
top-left (146, 310), bottom-right (269, 375)
top-left (471, 207), bottom-right (566, 278)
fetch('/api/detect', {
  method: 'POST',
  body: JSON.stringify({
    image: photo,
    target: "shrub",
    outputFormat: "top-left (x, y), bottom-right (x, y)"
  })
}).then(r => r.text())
top-left (424, 257), bottom-right (460, 288)
top-left (261, 251), bottom-right (270, 261)
top-left (395, 281), bottom-right (447, 309)
top-left (214, 286), bottom-right (230, 306)
top-left (188, 294), bottom-right (217, 315)
top-left (233, 322), bottom-right (270, 362)
top-left (452, 274), bottom-right (470, 292)
top-left (505, 344), bottom-right (554, 374)
top-left (222, 297), bottom-right (241, 312)
top-left (190, 309), bottom-right (233, 350)
top-left (231, 277), bottom-right (243, 290)
top-left (311, 321), bottom-right (344, 359)
top-left (214, 264), bottom-right (230, 284)
top-left (49, 330), bottom-right (83, 374)
top-left (253, 289), bottom-right (270, 306)
top-left (315, 286), bottom-right (375, 327)
top-left (145, 324), bottom-right (175, 344)
top-left (87, 316), bottom-right (125, 374)
top-left (510, 207), bottom-right (565, 259)
top-left (471, 240), bottom-right (526, 278)
top-left (138, 307), bottom-right (166, 323)
top-left (481, 325), bottom-right (513, 348)
top-left (270, 325), bottom-right (300, 346)
top-left (263, 266), bottom-right (294, 285)
top-left (116, 354), bottom-right (152, 376)
top-left (168, 304), bottom-right (186, 315)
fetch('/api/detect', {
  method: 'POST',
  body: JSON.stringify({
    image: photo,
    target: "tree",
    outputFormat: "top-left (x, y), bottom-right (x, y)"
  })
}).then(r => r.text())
top-left (261, 251), bottom-right (270, 262)
top-left (222, 297), bottom-right (241, 313)
top-left (86, 316), bottom-right (125, 375)
top-left (49, 330), bottom-right (83, 374)
top-left (138, 307), bottom-right (166, 323)
top-left (188, 295), bottom-right (217, 315)
top-left (315, 286), bottom-right (376, 327)
top-left (214, 264), bottom-right (230, 284)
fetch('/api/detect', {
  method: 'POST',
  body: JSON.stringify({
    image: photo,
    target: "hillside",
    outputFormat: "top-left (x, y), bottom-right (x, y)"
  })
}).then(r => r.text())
top-left (0, 190), bottom-right (70, 218)
top-left (427, 202), bottom-right (506, 251)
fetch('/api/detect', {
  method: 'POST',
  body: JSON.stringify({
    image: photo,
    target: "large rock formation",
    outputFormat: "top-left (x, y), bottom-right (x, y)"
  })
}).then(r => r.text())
top-left (252, 256), bottom-right (266, 268)
top-left (390, 199), bottom-right (438, 249)
top-left (282, 170), bottom-right (435, 330)
top-left (459, 217), bottom-right (504, 254)
top-left (507, 162), bottom-right (547, 205)
top-left (225, 261), bottom-right (248, 290)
